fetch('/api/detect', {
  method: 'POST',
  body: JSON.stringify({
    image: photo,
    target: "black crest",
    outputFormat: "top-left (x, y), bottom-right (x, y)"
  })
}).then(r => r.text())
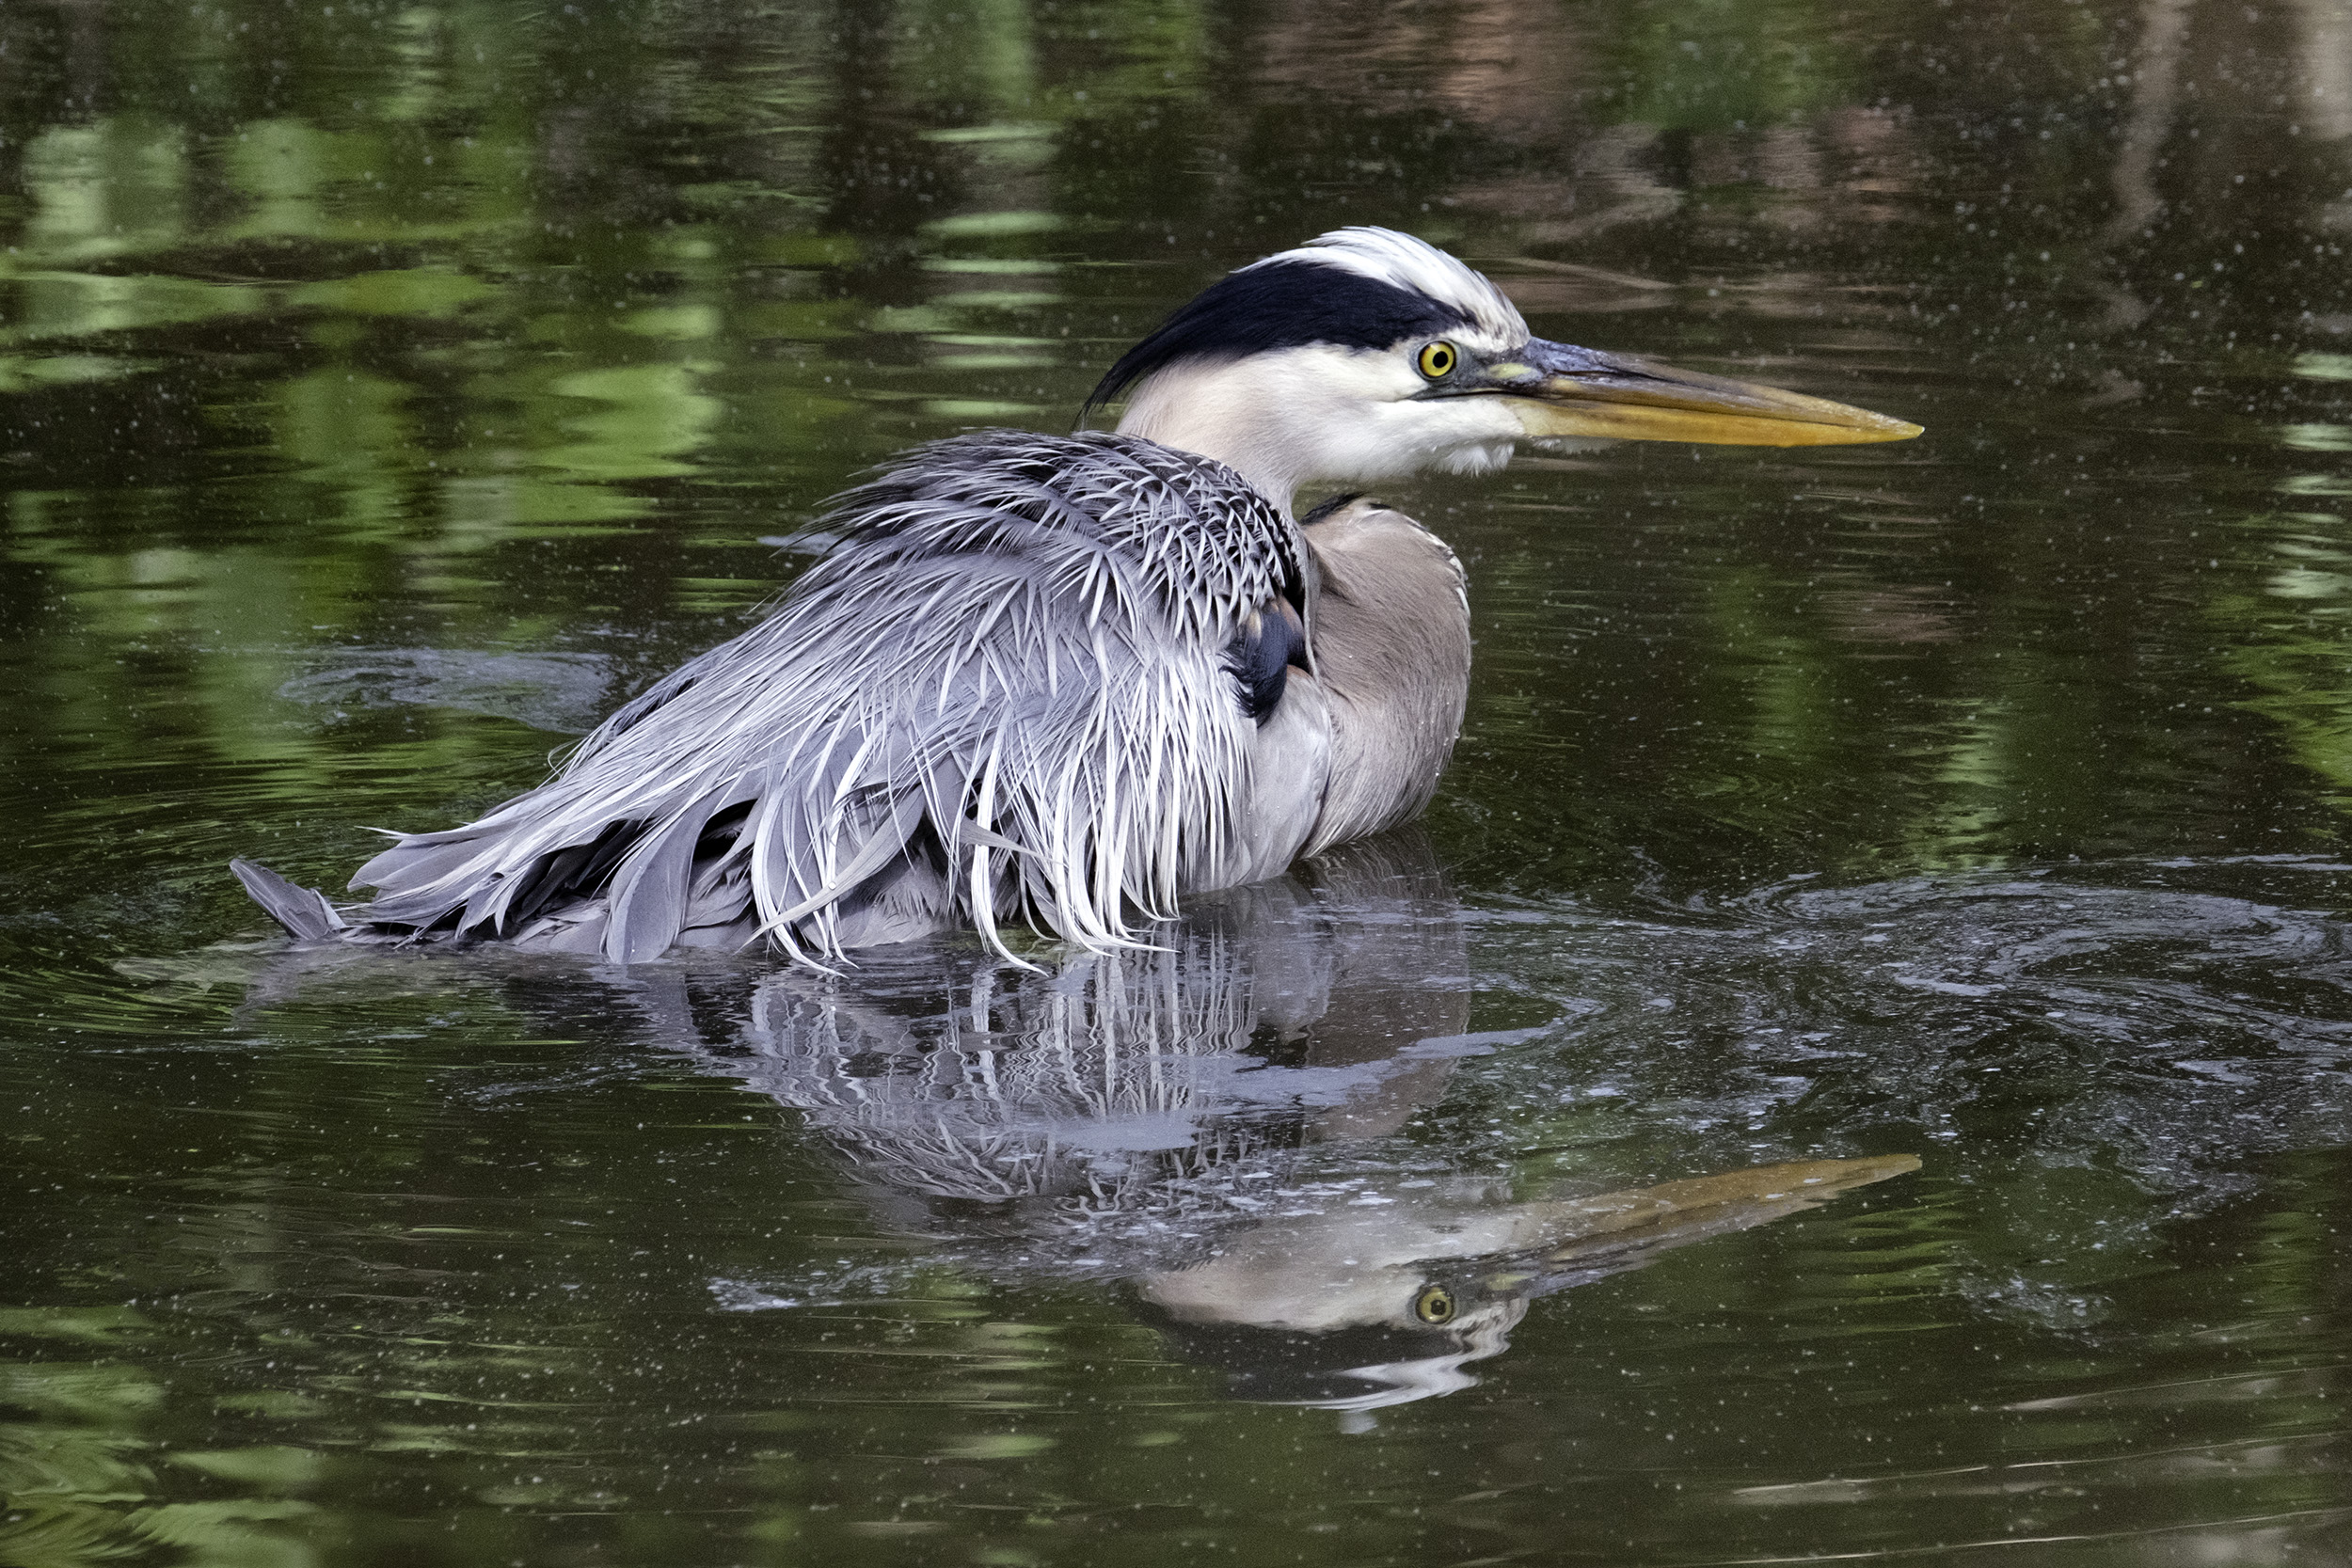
top-left (1084, 260), bottom-right (1470, 420)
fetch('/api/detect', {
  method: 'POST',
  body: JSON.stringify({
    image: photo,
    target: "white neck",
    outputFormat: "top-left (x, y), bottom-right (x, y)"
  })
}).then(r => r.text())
top-left (1111, 347), bottom-right (1523, 513)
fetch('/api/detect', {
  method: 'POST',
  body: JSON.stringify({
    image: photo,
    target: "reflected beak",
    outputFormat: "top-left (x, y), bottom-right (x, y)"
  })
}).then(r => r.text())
top-left (1480, 339), bottom-right (1922, 448)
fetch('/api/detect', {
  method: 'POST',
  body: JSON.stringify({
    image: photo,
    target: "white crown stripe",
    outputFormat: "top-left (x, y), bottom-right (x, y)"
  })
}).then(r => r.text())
top-left (1244, 227), bottom-right (1527, 348)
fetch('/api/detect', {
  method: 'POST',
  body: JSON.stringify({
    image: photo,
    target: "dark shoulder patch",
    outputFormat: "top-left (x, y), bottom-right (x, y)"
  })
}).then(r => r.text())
top-left (1225, 598), bottom-right (1308, 725)
top-left (1086, 262), bottom-right (1467, 419)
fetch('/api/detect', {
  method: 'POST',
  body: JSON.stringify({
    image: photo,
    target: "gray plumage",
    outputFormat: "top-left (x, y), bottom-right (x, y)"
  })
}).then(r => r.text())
top-left (1294, 498), bottom-right (1470, 856)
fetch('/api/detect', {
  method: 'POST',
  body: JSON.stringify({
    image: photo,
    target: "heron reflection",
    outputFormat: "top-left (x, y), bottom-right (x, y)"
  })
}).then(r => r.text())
top-left (628, 836), bottom-right (1916, 1410)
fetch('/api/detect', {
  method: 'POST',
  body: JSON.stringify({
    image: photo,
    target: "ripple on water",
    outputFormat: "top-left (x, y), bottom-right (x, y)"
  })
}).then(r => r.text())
top-left (275, 647), bottom-right (621, 736)
top-left (1461, 858), bottom-right (2352, 1196)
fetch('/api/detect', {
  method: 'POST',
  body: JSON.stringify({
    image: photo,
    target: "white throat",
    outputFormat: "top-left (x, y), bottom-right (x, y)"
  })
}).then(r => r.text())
top-left (1112, 346), bottom-right (1524, 513)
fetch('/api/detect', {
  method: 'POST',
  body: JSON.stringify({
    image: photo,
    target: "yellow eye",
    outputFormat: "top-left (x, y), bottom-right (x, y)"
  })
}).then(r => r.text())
top-left (1413, 1285), bottom-right (1456, 1325)
top-left (1416, 341), bottom-right (1457, 380)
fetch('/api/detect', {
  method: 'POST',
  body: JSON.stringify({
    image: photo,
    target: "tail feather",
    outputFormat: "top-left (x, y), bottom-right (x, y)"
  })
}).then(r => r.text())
top-left (230, 858), bottom-right (348, 942)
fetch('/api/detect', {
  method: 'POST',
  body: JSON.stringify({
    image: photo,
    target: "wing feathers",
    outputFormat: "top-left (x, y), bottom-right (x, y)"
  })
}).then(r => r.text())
top-left (602, 777), bottom-right (758, 963)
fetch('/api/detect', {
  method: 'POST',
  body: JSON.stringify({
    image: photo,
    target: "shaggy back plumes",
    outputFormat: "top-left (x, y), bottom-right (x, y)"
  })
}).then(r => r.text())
top-left (337, 432), bottom-right (1311, 966)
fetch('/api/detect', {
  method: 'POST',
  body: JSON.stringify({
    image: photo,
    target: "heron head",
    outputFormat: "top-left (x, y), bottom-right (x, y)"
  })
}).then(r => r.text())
top-left (1135, 1280), bottom-right (1530, 1412)
top-left (1091, 227), bottom-right (1920, 511)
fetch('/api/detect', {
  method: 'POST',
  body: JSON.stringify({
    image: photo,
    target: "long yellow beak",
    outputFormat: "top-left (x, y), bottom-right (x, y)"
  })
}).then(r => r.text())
top-left (1486, 341), bottom-right (1922, 448)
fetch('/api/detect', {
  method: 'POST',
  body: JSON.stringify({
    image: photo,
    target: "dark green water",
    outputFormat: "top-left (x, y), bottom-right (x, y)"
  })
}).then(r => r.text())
top-left (8, 1), bottom-right (2352, 1562)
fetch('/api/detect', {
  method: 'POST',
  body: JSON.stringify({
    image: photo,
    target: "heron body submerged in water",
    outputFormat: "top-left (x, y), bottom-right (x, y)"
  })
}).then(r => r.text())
top-left (233, 228), bottom-right (1918, 965)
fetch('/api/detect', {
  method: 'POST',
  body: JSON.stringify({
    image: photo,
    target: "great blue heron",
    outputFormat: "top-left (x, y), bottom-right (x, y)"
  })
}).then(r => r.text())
top-left (233, 227), bottom-right (1919, 966)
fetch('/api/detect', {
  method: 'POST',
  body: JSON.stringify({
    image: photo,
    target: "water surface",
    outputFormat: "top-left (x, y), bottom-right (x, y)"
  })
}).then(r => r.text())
top-left (8, 1), bottom-right (2352, 1563)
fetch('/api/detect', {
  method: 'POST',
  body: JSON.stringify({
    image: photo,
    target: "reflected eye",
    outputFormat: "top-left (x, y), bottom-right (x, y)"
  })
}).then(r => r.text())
top-left (1416, 341), bottom-right (1458, 380)
top-left (1413, 1285), bottom-right (1456, 1325)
